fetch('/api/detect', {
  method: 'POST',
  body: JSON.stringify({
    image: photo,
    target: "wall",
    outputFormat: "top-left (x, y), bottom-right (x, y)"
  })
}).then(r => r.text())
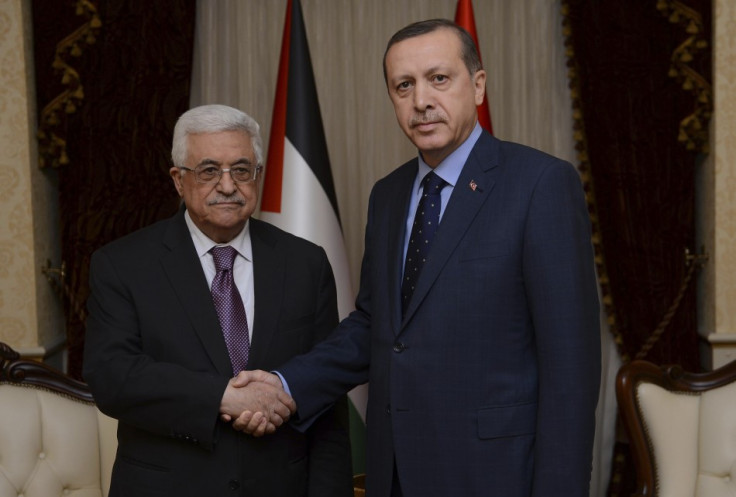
top-left (190, 0), bottom-right (577, 289)
top-left (701, 0), bottom-right (736, 368)
top-left (0, 0), bottom-right (64, 360)
top-left (2, 0), bottom-right (732, 371)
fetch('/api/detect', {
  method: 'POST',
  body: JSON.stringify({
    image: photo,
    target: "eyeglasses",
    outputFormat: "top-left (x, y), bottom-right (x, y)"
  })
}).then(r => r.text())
top-left (179, 164), bottom-right (263, 184)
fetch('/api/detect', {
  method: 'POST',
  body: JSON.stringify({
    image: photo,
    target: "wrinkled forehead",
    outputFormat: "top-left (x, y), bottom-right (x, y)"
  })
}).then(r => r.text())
top-left (185, 130), bottom-right (256, 162)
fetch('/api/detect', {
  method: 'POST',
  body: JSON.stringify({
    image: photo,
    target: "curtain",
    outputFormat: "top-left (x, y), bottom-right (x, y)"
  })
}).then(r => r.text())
top-left (190, 1), bottom-right (617, 495)
top-left (33, 0), bottom-right (196, 379)
top-left (562, 1), bottom-right (712, 495)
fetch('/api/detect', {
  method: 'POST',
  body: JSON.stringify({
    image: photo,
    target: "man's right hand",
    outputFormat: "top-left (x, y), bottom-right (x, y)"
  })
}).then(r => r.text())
top-left (219, 370), bottom-right (296, 437)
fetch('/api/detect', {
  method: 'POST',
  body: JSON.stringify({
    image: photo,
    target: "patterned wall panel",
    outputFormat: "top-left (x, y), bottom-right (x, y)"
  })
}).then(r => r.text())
top-left (0, 0), bottom-right (64, 352)
top-left (713, 0), bottom-right (736, 343)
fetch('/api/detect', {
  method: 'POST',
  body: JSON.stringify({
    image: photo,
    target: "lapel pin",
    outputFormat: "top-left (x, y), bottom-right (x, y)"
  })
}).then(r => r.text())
top-left (469, 180), bottom-right (478, 192)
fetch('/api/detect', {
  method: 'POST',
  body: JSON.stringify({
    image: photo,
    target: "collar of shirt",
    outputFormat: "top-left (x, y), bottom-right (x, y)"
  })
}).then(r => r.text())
top-left (184, 209), bottom-right (255, 337)
top-left (184, 210), bottom-right (253, 263)
top-left (403, 122), bottom-right (483, 270)
top-left (413, 122), bottom-right (483, 197)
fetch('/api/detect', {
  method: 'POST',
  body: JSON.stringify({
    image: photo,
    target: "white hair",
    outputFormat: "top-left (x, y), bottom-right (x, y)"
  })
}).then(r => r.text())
top-left (171, 104), bottom-right (264, 168)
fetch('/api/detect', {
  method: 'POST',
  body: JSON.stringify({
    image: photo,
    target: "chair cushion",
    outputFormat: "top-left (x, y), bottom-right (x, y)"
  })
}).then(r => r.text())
top-left (637, 380), bottom-right (736, 497)
top-left (637, 382), bottom-right (700, 497)
top-left (696, 383), bottom-right (736, 496)
top-left (0, 384), bottom-right (105, 497)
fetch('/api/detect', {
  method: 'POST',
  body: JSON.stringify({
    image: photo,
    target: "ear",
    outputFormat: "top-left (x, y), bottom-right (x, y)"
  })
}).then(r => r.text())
top-left (473, 69), bottom-right (487, 106)
top-left (170, 166), bottom-right (184, 197)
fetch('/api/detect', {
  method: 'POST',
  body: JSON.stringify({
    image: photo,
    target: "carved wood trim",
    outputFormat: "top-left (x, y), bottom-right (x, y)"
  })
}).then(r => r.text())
top-left (0, 341), bottom-right (94, 403)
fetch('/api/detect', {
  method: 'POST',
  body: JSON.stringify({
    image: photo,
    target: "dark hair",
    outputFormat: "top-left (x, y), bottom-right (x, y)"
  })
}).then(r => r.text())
top-left (382, 18), bottom-right (482, 84)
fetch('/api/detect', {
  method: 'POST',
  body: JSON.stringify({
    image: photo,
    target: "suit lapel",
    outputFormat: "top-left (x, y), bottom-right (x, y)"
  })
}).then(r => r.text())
top-left (401, 132), bottom-right (500, 326)
top-left (248, 219), bottom-right (283, 370)
top-left (160, 209), bottom-right (233, 376)
top-left (387, 163), bottom-right (419, 333)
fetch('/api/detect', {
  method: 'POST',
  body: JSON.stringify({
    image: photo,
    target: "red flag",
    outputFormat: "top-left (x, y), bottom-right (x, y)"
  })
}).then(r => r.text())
top-left (455, 0), bottom-right (493, 134)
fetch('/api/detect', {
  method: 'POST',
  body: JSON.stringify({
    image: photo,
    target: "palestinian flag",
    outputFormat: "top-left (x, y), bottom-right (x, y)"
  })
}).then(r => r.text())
top-left (259, 0), bottom-right (368, 475)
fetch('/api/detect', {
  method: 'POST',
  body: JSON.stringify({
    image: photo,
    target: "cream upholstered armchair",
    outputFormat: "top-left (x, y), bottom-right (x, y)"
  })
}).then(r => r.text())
top-left (616, 359), bottom-right (736, 497)
top-left (0, 342), bottom-right (117, 497)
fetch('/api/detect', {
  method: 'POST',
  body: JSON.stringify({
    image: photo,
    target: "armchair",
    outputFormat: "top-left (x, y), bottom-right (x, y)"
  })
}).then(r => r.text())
top-left (0, 341), bottom-right (117, 497)
top-left (616, 359), bottom-right (736, 497)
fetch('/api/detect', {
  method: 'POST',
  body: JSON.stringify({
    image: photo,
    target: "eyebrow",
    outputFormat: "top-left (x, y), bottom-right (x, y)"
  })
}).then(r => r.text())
top-left (388, 65), bottom-right (450, 85)
top-left (424, 65), bottom-right (449, 77)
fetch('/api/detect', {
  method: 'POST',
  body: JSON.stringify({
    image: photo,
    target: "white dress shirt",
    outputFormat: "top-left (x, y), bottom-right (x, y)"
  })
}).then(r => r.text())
top-left (184, 210), bottom-right (255, 340)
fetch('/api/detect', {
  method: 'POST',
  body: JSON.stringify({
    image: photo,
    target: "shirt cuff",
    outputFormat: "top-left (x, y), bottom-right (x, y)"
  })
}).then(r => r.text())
top-left (272, 371), bottom-right (292, 397)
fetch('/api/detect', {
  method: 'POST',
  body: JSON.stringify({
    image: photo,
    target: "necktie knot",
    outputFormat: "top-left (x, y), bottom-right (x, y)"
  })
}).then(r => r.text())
top-left (211, 246), bottom-right (237, 272)
top-left (422, 171), bottom-right (447, 196)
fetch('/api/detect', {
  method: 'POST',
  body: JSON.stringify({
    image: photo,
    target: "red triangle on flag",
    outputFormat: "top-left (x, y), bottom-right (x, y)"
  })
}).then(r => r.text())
top-left (261, 0), bottom-right (293, 213)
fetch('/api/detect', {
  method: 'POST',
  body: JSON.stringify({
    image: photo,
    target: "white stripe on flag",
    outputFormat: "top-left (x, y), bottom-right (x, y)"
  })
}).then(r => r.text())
top-left (260, 138), bottom-right (353, 319)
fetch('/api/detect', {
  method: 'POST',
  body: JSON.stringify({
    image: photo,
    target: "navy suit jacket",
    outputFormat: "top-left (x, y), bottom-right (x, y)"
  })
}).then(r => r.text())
top-left (83, 209), bottom-right (353, 497)
top-left (280, 131), bottom-right (601, 497)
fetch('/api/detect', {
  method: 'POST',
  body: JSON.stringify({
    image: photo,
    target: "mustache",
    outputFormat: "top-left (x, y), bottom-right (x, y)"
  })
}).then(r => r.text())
top-left (207, 195), bottom-right (246, 206)
top-left (409, 112), bottom-right (447, 128)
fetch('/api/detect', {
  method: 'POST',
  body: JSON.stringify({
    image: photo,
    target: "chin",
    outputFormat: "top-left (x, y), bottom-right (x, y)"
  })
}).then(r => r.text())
top-left (411, 130), bottom-right (448, 146)
top-left (416, 141), bottom-right (450, 156)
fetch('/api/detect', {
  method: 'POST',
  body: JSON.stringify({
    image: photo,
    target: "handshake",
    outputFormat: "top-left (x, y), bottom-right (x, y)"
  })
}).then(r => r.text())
top-left (219, 370), bottom-right (297, 437)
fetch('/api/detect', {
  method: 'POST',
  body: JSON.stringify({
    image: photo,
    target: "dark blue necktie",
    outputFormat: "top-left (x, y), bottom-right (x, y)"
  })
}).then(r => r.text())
top-left (401, 172), bottom-right (447, 315)
top-left (210, 246), bottom-right (250, 374)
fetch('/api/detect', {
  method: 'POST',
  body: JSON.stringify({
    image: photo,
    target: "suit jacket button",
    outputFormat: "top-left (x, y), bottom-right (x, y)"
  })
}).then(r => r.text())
top-left (385, 404), bottom-right (391, 415)
top-left (229, 480), bottom-right (240, 491)
top-left (393, 342), bottom-right (405, 353)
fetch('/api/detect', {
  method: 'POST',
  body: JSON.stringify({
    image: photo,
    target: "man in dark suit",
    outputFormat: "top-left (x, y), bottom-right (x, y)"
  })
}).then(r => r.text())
top-left (236, 18), bottom-right (601, 497)
top-left (82, 104), bottom-right (353, 497)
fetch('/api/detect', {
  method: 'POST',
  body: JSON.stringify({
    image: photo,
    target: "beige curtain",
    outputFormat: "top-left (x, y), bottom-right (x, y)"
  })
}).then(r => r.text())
top-left (190, 1), bottom-right (615, 495)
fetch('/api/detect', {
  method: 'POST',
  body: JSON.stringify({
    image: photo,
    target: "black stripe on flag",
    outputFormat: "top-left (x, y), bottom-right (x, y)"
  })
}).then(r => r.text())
top-left (285, 0), bottom-right (341, 224)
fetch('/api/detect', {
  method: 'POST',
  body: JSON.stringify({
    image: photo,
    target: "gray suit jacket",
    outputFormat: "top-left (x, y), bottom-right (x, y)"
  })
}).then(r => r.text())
top-left (280, 131), bottom-right (601, 497)
top-left (83, 209), bottom-right (353, 497)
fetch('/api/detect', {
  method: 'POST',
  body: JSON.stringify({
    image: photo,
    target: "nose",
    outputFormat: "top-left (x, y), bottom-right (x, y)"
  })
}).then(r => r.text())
top-left (216, 169), bottom-right (237, 193)
top-left (413, 81), bottom-right (433, 112)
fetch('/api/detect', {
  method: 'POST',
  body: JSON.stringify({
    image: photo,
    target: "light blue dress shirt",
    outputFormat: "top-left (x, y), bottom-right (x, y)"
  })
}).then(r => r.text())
top-left (401, 122), bottom-right (483, 271)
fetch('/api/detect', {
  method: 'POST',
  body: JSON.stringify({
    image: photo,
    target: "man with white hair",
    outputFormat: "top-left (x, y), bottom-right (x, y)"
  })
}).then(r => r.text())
top-left (83, 104), bottom-right (353, 497)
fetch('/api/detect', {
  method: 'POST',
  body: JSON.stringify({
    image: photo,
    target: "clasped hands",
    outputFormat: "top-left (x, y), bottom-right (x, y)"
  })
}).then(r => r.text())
top-left (219, 370), bottom-right (296, 437)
